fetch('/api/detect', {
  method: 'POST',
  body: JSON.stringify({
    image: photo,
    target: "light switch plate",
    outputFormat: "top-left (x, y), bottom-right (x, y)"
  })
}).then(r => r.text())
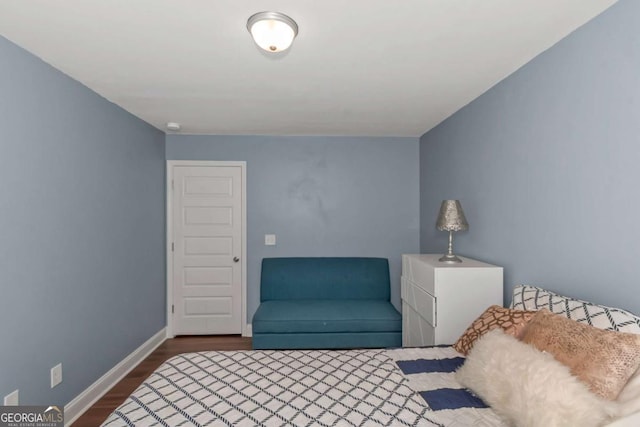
top-left (51, 363), bottom-right (62, 388)
top-left (265, 234), bottom-right (276, 246)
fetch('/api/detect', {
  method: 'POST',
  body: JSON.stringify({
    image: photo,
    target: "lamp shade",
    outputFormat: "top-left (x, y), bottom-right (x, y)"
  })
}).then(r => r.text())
top-left (436, 200), bottom-right (469, 232)
top-left (247, 12), bottom-right (298, 53)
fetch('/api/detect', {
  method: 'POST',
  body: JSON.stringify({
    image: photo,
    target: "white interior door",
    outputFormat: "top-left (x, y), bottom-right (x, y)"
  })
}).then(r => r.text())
top-left (169, 163), bottom-right (245, 335)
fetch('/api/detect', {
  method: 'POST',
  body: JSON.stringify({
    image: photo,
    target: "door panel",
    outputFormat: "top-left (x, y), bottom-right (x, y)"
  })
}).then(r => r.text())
top-left (171, 165), bottom-right (243, 335)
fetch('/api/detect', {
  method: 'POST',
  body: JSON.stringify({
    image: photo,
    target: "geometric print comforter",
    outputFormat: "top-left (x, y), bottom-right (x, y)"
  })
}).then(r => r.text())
top-left (388, 347), bottom-right (506, 427)
top-left (101, 348), bottom-right (503, 427)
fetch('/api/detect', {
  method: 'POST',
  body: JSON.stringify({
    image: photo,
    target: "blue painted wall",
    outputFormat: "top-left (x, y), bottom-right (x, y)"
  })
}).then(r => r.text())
top-left (3, 0), bottom-right (635, 409)
top-left (419, 0), bottom-right (640, 313)
top-left (0, 37), bottom-right (165, 406)
top-left (166, 135), bottom-right (420, 319)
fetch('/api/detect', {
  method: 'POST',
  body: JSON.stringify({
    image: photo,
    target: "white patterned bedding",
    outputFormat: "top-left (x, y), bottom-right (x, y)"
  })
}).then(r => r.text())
top-left (102, 348), bottom-right (502, 427)
top-left (388, 347), bottom-right (506, 427)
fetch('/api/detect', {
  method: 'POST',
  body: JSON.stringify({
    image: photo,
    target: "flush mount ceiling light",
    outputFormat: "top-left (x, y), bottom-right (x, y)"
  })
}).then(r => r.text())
top-left (247, 11), bottom-right (298, 53)
top-left (166, 122), bottom-right (181, 132)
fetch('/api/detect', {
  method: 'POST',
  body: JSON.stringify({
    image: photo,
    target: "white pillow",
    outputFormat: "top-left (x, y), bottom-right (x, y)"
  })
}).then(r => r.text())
top-left (616, 368), bottom-right (640, 418)
top-left (511, 285), bottom-right (640, 334)
top-left (456, 329), bottom-right (615, 427)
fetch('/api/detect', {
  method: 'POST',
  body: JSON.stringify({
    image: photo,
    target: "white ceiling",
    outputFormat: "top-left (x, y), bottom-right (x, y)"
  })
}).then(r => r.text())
top-left (0, 0), bottom-right (617, 137)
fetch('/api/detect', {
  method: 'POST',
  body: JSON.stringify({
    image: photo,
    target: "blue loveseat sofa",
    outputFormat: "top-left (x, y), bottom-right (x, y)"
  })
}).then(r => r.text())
top-left (252, 257), bottom-right (402, 349)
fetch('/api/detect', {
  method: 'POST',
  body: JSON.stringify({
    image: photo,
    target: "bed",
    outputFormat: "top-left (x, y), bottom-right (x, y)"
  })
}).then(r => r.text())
top-left (102, 286), bottom-right (640, 426)
top-left (101, 346), bottom-right (504, 427)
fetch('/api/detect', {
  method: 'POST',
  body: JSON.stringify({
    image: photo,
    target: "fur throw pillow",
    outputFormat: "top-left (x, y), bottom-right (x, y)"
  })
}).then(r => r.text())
top-left (456, 329), bottom-right (615, 427)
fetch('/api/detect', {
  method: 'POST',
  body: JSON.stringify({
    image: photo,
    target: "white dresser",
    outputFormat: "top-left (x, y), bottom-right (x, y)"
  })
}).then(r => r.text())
top-left (401, 254), bottom-right (503, 346)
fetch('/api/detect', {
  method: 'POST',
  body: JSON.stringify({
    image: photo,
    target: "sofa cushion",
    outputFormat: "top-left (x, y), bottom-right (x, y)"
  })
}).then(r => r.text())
top-left (252, 332), bottom-right (402, 350)
top-left (252, 300), bottom-right (401, 334)
top-left (260, 257), bottom-right (390, 301)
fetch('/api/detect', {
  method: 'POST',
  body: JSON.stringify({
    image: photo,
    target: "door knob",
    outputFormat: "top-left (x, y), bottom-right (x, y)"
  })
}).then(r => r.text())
top-left (233, 257), bottom-right (240, 263)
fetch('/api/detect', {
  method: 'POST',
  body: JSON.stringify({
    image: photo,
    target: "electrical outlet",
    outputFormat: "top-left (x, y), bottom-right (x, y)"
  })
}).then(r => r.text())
top-left (51, 363), bottom-right (62, 388)
top-left (4, 389), bottom-right (19, 406)
top-left (265, 234), bottom-right (276, 246)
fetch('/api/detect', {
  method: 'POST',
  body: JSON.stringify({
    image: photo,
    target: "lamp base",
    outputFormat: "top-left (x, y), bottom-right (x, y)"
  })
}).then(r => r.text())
top-left (439, 253), bottom-right (463, 263)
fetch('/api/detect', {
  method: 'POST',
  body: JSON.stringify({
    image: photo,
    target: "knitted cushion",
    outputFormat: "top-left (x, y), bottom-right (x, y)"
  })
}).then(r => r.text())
top-left (519, 309), bottom-right (640, 400)
top-left (453, 305), bottom-right (536, 355)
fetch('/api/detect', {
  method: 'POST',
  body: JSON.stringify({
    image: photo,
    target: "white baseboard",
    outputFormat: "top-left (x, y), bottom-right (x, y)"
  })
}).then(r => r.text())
top-left (64, 328), bottom-right (166, 426)
top-left (243, 323), bottom-right (252, 337)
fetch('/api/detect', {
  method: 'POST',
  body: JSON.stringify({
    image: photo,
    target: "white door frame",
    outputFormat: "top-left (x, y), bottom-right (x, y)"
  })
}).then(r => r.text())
top-left (166, 160), bottom-right (248, 338)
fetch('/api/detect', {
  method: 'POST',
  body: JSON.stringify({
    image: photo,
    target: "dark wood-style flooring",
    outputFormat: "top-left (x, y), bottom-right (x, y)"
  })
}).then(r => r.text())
top-left (72, 335), bottom-right (252, 427)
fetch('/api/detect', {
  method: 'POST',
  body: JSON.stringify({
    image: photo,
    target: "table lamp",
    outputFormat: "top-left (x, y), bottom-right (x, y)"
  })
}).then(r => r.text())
top-left (436, 200), bottom-right (468, 263)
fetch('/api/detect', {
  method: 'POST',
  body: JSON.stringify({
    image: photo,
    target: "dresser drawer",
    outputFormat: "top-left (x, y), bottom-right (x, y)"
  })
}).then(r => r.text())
top-left (401, 277), bottom-right (436, 327)
top-left (402, 254), bottom-right (503, 346)
top-left (402, 256), bottom-right (435, 295)
top-left (403, 301), bottom-right (435, 347)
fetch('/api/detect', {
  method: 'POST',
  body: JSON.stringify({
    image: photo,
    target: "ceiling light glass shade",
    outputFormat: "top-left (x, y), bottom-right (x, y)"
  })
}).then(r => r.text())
top-left (247, 12), bottom-right (298, 53)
